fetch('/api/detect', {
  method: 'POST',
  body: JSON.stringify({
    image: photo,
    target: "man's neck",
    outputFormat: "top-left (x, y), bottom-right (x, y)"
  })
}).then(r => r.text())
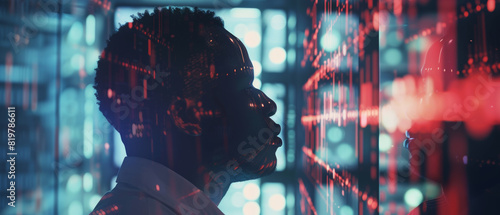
top-left (177, 165), bottom-right (232, 205)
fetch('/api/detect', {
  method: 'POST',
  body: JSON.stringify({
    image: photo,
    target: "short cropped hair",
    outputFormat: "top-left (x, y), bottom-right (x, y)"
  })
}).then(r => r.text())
top-left (94, 7), bottom-right (224, 134)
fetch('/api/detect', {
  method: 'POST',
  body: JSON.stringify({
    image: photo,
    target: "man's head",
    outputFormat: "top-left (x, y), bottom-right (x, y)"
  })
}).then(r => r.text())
top-left (94, 7), bottom-right (282, 182)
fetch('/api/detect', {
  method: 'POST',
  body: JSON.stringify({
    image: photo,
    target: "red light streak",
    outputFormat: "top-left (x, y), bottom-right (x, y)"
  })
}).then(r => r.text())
top-left (302, 147), bottom-right (378, 211)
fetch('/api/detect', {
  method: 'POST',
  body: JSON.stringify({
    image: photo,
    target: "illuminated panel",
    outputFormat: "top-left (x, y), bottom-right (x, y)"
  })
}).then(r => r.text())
top-left (299, 0), bottom-right (379, 214)
top-left (378, 0), bottom-right (500, 214)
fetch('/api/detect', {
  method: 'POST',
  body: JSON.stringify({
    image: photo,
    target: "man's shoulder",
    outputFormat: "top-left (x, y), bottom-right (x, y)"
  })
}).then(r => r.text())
top-left (90, 183), bottom-right (179, 215)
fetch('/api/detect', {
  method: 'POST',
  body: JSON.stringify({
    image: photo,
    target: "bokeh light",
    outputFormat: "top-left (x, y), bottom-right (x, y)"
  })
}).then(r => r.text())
top-left (243, 202), bottom-right (261, 215)
top-left (269, 47), bottom-right (286, 64)
top-left (404, 188), bottom-right (424, 207)
top-left (269, 194), bottom-right (286, 211)
top-left (244, 31), bottom-right (262, 48)
top-left (243, 183), bottom-right (260, 200)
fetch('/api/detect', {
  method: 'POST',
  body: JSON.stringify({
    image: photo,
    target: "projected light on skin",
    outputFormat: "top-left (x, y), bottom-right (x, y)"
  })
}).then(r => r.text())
top-left (93, 8), bottom-right (283, 212)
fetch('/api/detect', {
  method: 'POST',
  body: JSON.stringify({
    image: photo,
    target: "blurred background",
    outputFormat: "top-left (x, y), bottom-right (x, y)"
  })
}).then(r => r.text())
top-left (1, 0), bottom-right (499, 214)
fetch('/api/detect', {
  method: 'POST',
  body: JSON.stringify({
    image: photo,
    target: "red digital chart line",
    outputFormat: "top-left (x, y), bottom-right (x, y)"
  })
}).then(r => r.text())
top-left (302, 146), bottom-right (378, 211)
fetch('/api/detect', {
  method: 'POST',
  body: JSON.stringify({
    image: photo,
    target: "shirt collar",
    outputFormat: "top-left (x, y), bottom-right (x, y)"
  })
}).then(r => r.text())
top-left (116, 156), bottom-right (224, 214)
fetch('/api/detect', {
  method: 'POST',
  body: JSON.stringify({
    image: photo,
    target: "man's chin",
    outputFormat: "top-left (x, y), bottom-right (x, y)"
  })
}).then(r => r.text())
top-left (232, 157), bottom-right (277, 182)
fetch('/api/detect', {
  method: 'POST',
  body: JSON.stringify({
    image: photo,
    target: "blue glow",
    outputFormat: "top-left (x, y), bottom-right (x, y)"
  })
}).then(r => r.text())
top-left (230, 8), bottom-right (261, 18)
top-left (321, 30), bottom-right (341, 51)
top-left (386, 31), bottom-right (403, 47)
top-left (70, 54), bottom-right (84, 71)
top-left (86, 15), bottom-right (95, 45)
top-left (113, 130), bottom-right (127, 167)
top-left (68, 22), bottom-right (83, 44)
top-left (270, 14), bottom-right (286, 30)
top-left (83, 117), bottom-right (93, 158)
top-left (327, 127), bottom-right (344, 143)
top-left (88, 195), bottom-right (101, 210)
top-left (83, 172), bottom-right (93, 192)
top-left (86, 49), bottom-right (100, 75)
top-left (384, 48), bottom-right (403, 66)
top-left (404, 188), bottom-right (424, 207)
top-left (68, 201), bottom-right (83, 215)
top-left (337, 143), bottom-right (354, 160)
top-left (66, 174), bottom-right (82, 193)
top-left (340, 205), bottom-right (354, 215)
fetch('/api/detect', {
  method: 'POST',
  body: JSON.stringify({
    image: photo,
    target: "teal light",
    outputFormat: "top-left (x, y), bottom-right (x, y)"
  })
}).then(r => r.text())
top-left (408, 37), bottom-right (429, 52)
top-left (337, 143), bottom-right (354, 160)
top-left (340, 205), bottom-right (354, 215)
top-left (86, 15), bottom-right (96, 45)
top-left (83, 117), bottom-right (93, 158)
top-left (404, 188), bottom-right (424, 207)
top-left (68, 22), bottom-right (83, 44)
top-left (83, 172), bottom-right (93, 192)
top-left (70, 54), bottom-right (84, 71)
top-left (230, 8), bottom-right (261, 18)
top-left (320, 30), bottom-right (341, 52)
top-left (88, 194), bottom-right (101, 210)
top-left (231, 191), bottom-right (245, 207)
top-left (327, 127), bottom-right (344, 143)
top-left (384, 48), bottom-right (402, 66)
top-left (68, 201), bottom-right (83, 215)
top-left (270, 14), bottom-right (286, 30)
top-left (66, 174), bottom-right (82, 193)
top-left (86, 49), bottom-right (100, 75)
top-left (85, 84), bottom-right (95, 98)
top-left (386, 31), bottom-right (402, 47)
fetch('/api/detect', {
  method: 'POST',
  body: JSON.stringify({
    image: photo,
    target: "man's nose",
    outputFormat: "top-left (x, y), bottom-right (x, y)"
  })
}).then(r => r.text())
top-left (258, 91), bottom-right (277, 117)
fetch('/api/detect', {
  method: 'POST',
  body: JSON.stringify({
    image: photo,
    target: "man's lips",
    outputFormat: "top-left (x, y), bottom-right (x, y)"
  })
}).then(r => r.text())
top-left (269, 136), bottom-right (283, 147)
top-left (265, 118), bottom-right (282, 147)
top-left (265, 118), bottom-right (281, 135)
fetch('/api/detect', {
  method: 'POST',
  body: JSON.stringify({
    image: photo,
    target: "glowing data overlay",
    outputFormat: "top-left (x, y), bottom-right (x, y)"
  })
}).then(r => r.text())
top-left (298, 0), bottom-right (380, 214)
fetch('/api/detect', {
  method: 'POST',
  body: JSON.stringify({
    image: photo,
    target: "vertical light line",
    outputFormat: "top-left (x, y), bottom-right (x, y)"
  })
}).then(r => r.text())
top-left (54, 0), bottom-right (62, 214)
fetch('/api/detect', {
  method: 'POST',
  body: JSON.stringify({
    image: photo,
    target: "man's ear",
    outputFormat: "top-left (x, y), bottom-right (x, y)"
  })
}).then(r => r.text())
top-left (169, 97), bottom-right (202, 136)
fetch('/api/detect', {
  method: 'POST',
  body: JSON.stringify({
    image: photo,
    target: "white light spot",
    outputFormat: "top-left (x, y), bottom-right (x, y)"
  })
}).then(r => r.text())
top-left (252, 61), bottom-right (262, 77)
top-left (253, 78), bottom-right (262, 89)
top-left (269, 47), bottom-right (286, 64)
top-left (243, 202), bottom-right (260, 215)
top-left (269, 194), bottom-right (286, 211)
top-left (404, 188), bottom-right (424, 207)
top-left (243, 183), bottom-right (260, 200)
top-left (244, 31), bottom-right (261, 48)
top-left (270, 14), bottom-right (286, 30)
top-left (379, 133), bottom-right (393, 152)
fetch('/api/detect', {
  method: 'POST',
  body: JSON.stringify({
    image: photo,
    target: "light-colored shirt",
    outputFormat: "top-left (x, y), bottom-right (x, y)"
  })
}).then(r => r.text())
top-left (91, 157), bottom-right (225, 215)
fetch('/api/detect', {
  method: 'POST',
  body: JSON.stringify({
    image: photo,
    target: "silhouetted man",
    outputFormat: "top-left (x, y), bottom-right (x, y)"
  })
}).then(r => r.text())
top-left (91, 7), bottom-right (282, 215)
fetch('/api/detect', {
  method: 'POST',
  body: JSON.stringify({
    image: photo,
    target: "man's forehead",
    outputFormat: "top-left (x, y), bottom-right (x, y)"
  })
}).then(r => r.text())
top-left (201, 26), bottom-right (254, 86)
top-left (205, 27), bottom-right (253, 70)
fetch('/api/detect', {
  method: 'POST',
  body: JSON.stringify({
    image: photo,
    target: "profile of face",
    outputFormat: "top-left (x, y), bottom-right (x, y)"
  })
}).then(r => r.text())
top-left (167, 26), bottom-right (282, 182)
